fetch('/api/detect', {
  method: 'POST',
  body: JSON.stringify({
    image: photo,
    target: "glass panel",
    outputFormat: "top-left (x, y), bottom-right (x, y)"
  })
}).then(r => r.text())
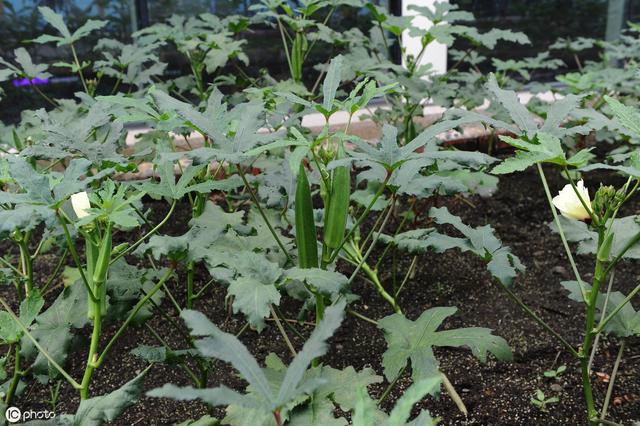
top-left (450, 0), bottom-right (639, 80)
top-left (146, 0), bottom-right (389, 83)
top-left (0, 0), bottom-right (134, 121)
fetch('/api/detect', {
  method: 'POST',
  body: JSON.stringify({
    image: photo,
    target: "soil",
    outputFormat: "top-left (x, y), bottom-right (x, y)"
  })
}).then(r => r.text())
top-left (4, 161), bottom-right (640, 426)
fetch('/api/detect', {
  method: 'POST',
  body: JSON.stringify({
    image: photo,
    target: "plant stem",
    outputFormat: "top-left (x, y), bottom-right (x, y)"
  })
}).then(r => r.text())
top-left (186, 262), bottom-right (194, 309)
top-left (374, 198), bottom-right (416, 271)
top-left (394, 255), bottom-right (418, 298)
top-left (237, 166), bottom-right (293, 265)
top-left (5, 344), bottom-right (21, 405)
top-left (347, 309), bottom-right (378, 325)
top-left (595, 282), bottom-right (640, 334)
top-left (589, 271), bottom-right (615, 372)
top-left (603, 230), bottom-right (640, 277)
top-left (41, 249), bottom-right (69, 295)
top-left (537, 164), bottom-right (588, 301)
top-left (17, 237), bottom-right (33, 296)
top-left (144, 323), bottom-right (201, 388)
top-left (270, 305), bottom-right (296, 357)
top-left (497, 282), bottom-right (578, 358)
top-left (600, 341), bottom-right (624, 422)
top-left (581, 231), bottom-right (607, 424)
top-left (378, 365), bottom-right (406, 405)
top-left (94, 268), bottom-right (174, 368)
top-left (110, 199), bottom-right (177, 265)
top-left (70, 44), bottom-right (89, 94)
top-left (80, 299), bottom-right (102, 399)
top-left (441, 372), bottom-right (468, 416)
top-left (58, 213), bottom-right (97, 302)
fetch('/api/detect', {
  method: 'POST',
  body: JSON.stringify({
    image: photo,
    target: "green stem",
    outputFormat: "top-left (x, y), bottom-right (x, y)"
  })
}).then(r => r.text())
top-left (41, 249), bottom-right (69, 295)
top-left (374, 198), bottom-right (415, 271)
top-left (378, 365), bottom-right (406, 405)
top-left (144, 323), bottom-right (201, 388)
top-left (270, 305), bottom-right (296, 357)
top-left (361, 262), bottom-right (401, 313)
top-left (497, 282), bottom-right (578, 358)
top-left (79, 299), bottom-right (102, 399)
top-left (537, 164), bottom-right (588, 302)
top-left (70, 43), bottom-right (89, 94)
top-left (347, 309), bottom-right (378, 325)
top-left (394, 255), bottom-right (418, 298)
top-left (237, 166), bottom-right (293, 265)
top-left (595, 282), bottom-right (640, 334)
top-left (603, 230), bottom-right (640, 277)
top-left (110, 200), bottom-right (177, 265)
top-left (94, 268), bottom-right (174, 368)
top-left (5, 344), bottom-right (21, 405)
top-left (186, 262), bottom-right (194, 309)
top-left (588, 271), bottom-right (615, 372)
top-left (600, 341), bottom-right (624, 422)
top-left (276, 17), bottom-right (294, 80)
top-left (0, 256), bottom-right (23, 277)
top-left (581, 231), bottom-right (607, 423)
top-left (58, 213), bottom-right (97, 302)
top-left (17, 237), bottom-right (33, 296)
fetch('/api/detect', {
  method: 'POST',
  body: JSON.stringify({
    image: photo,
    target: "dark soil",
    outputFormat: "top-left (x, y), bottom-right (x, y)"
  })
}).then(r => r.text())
top-left (5, 164), bottom-right (640, 425)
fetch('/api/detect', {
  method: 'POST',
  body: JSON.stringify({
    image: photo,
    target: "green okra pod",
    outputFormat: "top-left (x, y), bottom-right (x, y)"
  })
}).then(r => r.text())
top-left (295, 163), bottom-right (319, 268)
top-left (323, 140), bottom-right (350, 250)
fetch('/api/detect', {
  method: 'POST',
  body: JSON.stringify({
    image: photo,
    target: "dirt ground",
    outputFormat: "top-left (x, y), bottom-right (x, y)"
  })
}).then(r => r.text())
top-left (6, 161), bottom-right (640, 425)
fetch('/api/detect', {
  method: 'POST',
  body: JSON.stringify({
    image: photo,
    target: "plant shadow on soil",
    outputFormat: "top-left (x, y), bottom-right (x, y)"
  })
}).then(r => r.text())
top-left (5, 162), bottom-right (640, 425)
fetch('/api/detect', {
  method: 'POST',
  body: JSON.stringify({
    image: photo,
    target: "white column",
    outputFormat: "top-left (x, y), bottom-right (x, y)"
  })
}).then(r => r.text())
top-left (401, 0), bottom-right (449, 75)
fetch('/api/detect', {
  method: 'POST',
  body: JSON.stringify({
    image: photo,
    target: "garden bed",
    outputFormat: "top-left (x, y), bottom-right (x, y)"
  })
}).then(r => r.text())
top-left (6, 163), bottom-right (639, 425)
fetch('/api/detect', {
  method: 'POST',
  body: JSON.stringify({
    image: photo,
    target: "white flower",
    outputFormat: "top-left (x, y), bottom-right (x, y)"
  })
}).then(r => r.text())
top-left (70, 192), bottom-right (91, 219)
top-left (552, 180), bottom-right (592, 221)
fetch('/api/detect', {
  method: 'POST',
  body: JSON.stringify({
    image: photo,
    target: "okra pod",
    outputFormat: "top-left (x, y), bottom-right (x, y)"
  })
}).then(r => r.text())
top-left (295, 163), bottom-right (319, 268)
top-left (323, 141), bottom-right (350, 249)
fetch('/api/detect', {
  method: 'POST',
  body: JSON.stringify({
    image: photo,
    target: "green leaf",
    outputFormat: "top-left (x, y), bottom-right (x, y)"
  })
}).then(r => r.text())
top-left (604, 95), bottom-right (640, 136)
top-left (276, 300), bottom-right (346, 406)
top-left (379, 307), bottom-right (512, 383)
top-left (493, 133), bottom-right (566, 174)
top-left (562, 281), bottom-right (639, 337)
top-left (550, 216), bottom-right (640, 260)
top-left (37, 6), bottom-right (71, 39)
top-left (140, 162), bottom-right (217, 200)
top-left (228, 275), bottom-right (281, 332)
top-left (387, 378), bottom-right (439, 426)
top-left (180, 309), bottom-right (275, 405)
top-left (13, 48), bottom-right (51, 79)
top-left (322, 55), bottom-right (344, 114)
top-left (352, 387), bottom-right (379, 426)
top-left (22, 281), bottom-right (88, 379)
top-left (148, 383), bottom-right (253, 409)
top-left (486, 74), bottom-right (538, 138)
top-left (285, 267), bottom-right (348, 296)
top-left (176, 415), bottom-right (219, 426)
top-left (72, 370), bottom-right (147, 425)
top-left (384, 207), bottom-right (524, 286)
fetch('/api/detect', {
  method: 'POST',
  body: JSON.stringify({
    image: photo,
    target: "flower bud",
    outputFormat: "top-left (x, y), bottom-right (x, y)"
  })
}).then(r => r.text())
top-left (592, 185), bottom-right (617, 218)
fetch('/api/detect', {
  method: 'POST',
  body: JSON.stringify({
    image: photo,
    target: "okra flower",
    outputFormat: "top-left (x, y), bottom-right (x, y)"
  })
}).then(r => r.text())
top-left (552, 180), bottom-right (592, 221)
top-left (70, 191), bottom-right (91, 219)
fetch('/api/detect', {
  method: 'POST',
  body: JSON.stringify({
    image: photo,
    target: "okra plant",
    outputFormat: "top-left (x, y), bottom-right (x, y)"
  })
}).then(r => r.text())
top-left (454, 74), bottom-right (640, 425)
top-left (0, 3), bottom-right (638, 425)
